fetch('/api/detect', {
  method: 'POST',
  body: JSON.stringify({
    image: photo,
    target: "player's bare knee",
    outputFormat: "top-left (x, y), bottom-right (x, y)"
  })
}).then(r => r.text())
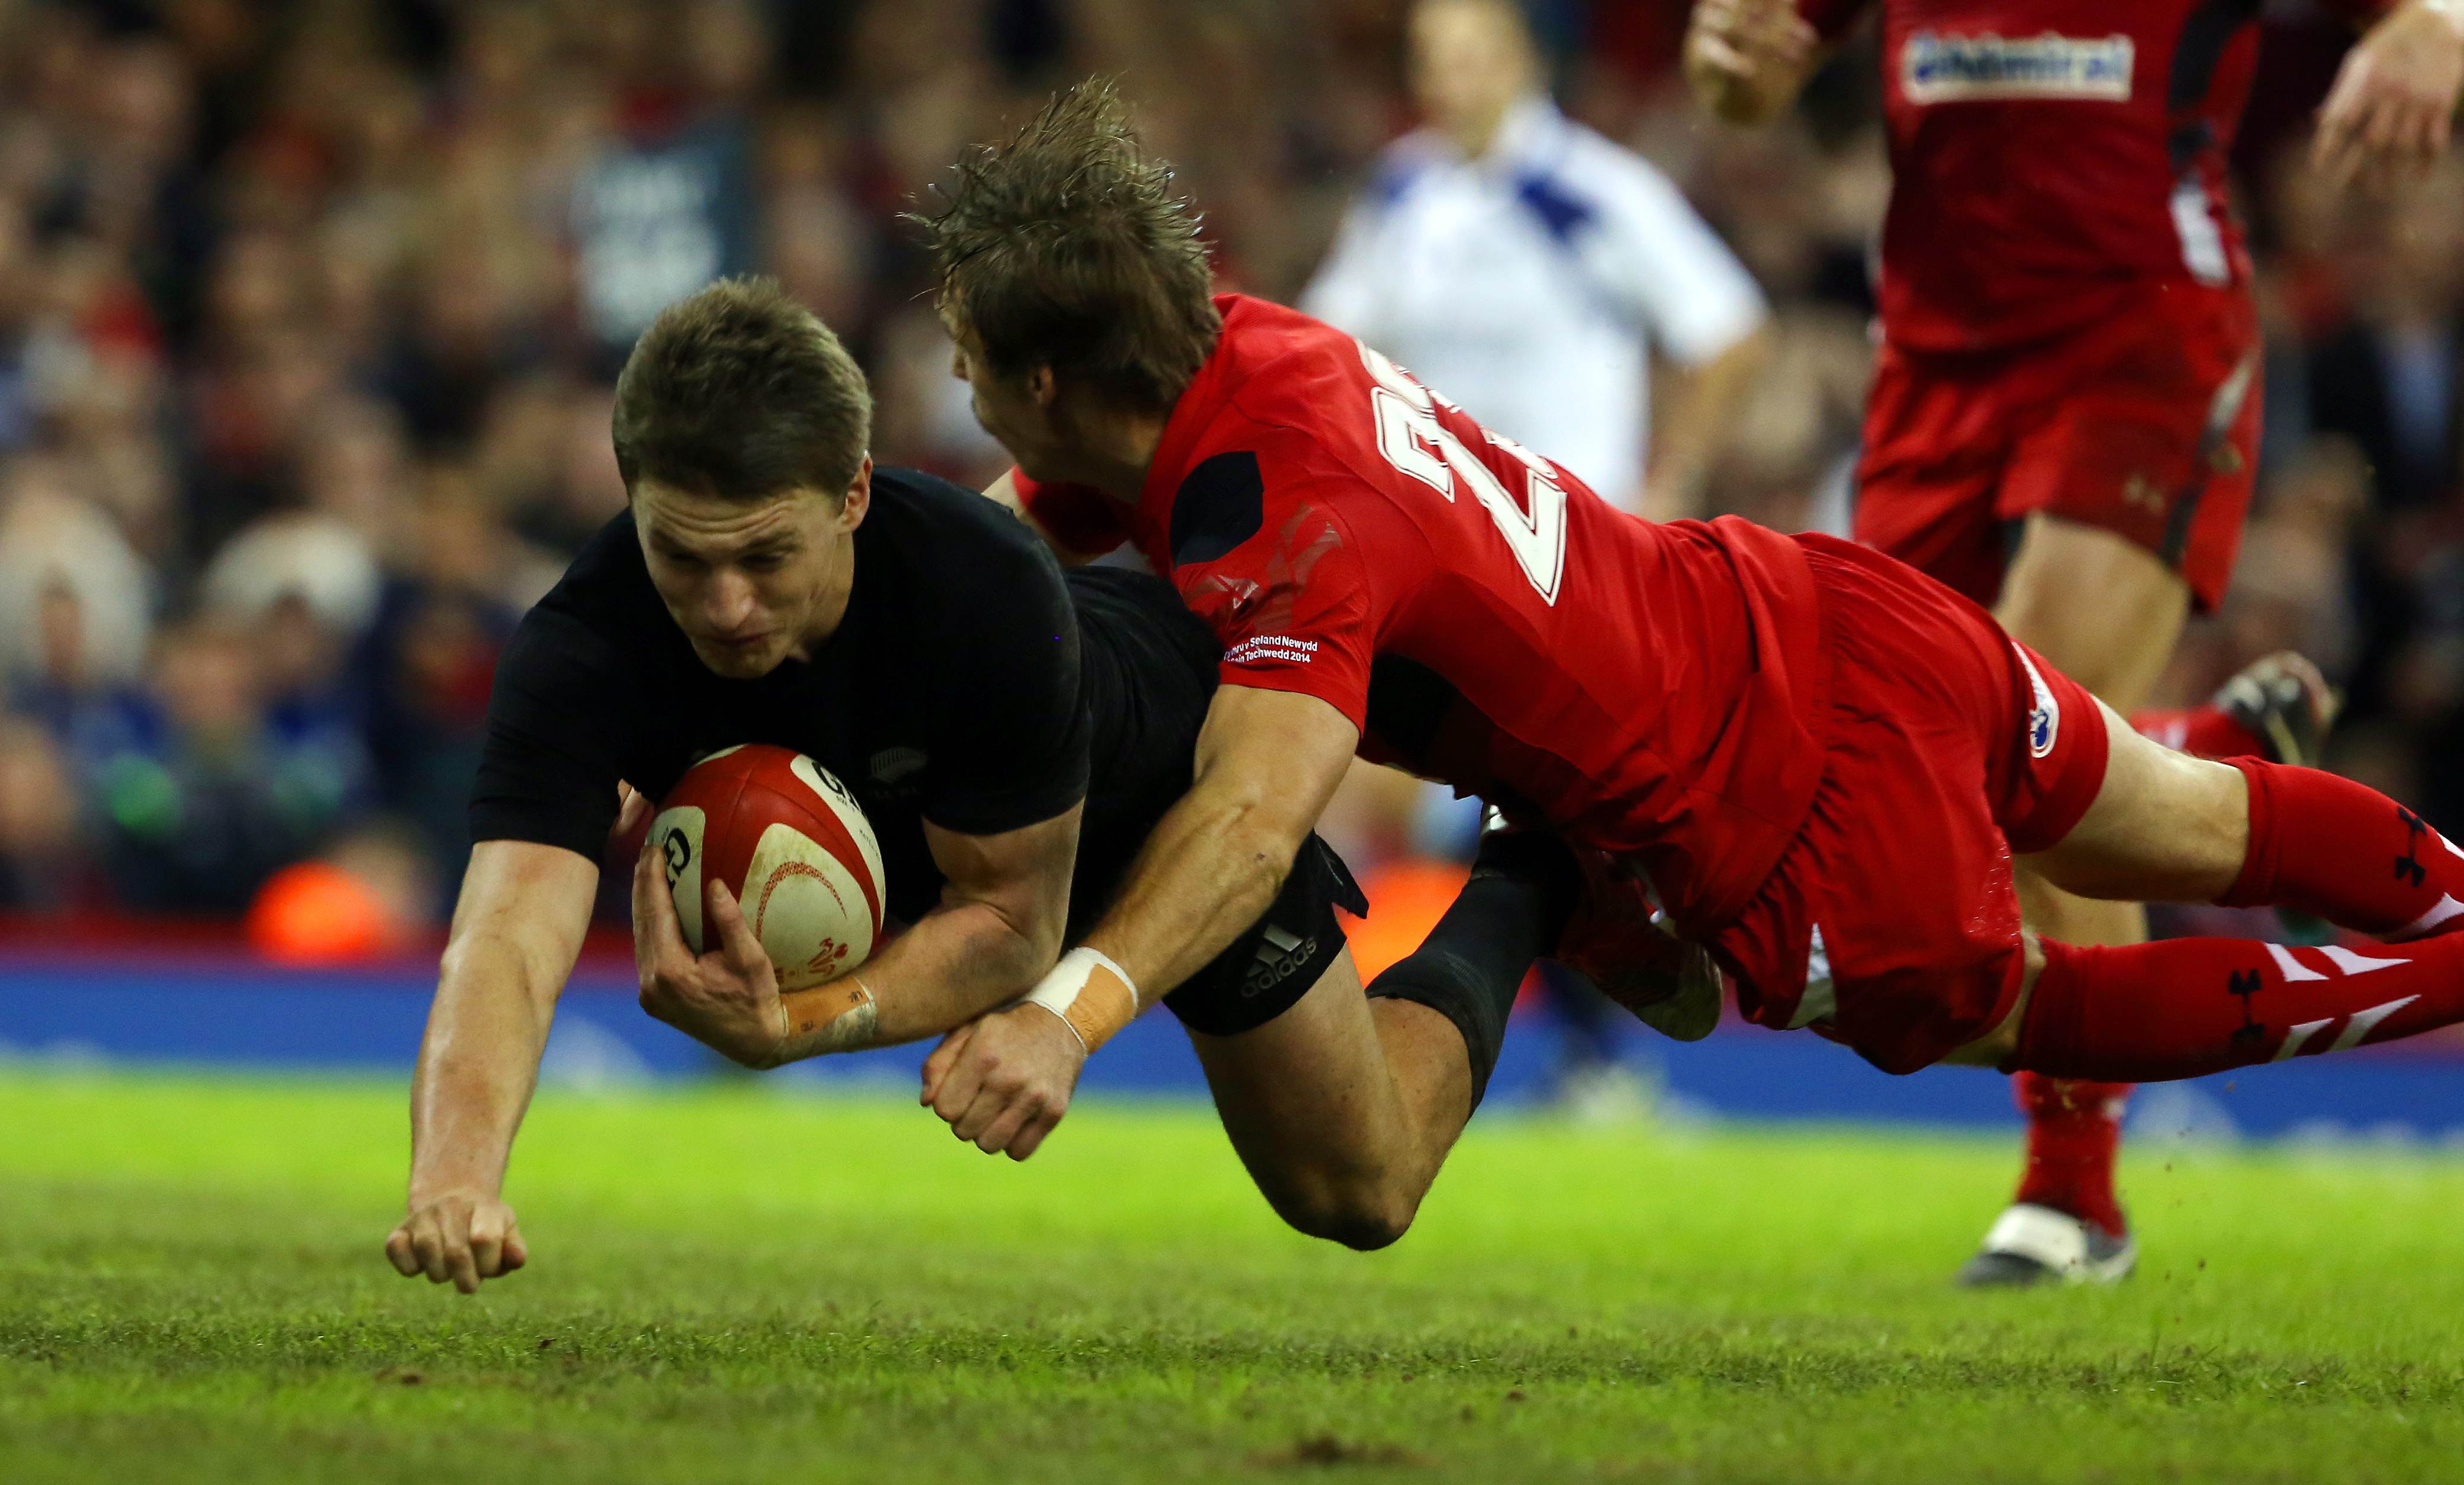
top-left (1267, 1172), bottom-right (1418, 1251)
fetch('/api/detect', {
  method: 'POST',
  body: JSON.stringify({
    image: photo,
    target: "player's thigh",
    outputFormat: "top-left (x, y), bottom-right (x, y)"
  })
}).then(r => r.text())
top-left (1995, 287), bottom-right (2258, 695)
top-left (2024, 696), bottom-right (2248, 904)
top-left (1993, 513), bottom-right (2189, 711)
top-left (1186, 947), bottom-right (1400, 1190)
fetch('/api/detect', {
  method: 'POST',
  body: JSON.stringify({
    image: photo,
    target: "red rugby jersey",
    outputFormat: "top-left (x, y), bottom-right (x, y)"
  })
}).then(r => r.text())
top-left (1015, 295), bottom-right (1829, 934)
top-left (1802, 0), bottom-right (2333, 352)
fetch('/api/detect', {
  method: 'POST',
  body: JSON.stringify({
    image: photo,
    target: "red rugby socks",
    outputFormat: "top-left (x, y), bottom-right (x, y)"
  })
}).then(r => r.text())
top-left (2009, 1073), bottom-right (2128, 1236)
top-left (2130, 702), bottom-right (2265, 761)
top-left (2218, 759), bottom-right (2464, 939)
top-left (2017, 761), bottom-right (2464, 1080)
top-left (2017, 931), bottom-right (2464, 1082)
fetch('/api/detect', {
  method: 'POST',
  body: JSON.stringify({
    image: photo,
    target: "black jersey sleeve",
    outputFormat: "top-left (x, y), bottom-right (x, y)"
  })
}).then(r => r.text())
top-left (467, 605), bottom-right (633, 860)
top-left (917, 537), bottom-right (1093, 838)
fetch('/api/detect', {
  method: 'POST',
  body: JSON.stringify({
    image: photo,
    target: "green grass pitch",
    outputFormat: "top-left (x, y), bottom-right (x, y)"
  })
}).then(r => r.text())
top-left (4, 1070), bottom-right (2462, 1484)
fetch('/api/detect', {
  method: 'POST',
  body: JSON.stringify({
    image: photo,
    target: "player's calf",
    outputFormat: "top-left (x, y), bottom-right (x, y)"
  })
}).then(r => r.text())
top-left (2015, 927), bottom-right (2464, 1082)
top-left (2001, 721), bottom-right (2464, 1079)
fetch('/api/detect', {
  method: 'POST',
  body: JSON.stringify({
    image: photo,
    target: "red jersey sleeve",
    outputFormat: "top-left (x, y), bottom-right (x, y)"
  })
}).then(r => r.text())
top-left (1798, 0), bottom-right (1876, 42)
top-left (1174, 490), bottom-right (1378, 732)
top-left (1009, 469), bottom-right (1130, 556)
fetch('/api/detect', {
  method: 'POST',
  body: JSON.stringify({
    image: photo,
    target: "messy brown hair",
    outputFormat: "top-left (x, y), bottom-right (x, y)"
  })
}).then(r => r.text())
top-left (611, 276), bottom-right (872, 503)
top-left (913, 78), bottom-right (1221, 413)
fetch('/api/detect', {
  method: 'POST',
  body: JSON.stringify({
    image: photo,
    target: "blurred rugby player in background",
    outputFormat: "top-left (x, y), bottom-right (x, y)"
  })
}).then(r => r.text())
top-left (1688, 0), bottom-right (2463, 1284)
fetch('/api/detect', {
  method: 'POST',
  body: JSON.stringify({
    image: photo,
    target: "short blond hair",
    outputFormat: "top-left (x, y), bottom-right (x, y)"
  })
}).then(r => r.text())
top-left (914, 79), bottom-right (1221, 412)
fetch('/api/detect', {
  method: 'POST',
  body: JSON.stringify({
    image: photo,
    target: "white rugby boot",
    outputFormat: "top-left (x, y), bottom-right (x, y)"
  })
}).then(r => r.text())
top-left (1955, 1203), bottom-right (2138, 1288)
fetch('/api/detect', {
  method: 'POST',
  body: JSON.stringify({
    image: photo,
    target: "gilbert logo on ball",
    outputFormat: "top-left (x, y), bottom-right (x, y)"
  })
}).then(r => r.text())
top-left (649, 744), bottom-right (888, 991)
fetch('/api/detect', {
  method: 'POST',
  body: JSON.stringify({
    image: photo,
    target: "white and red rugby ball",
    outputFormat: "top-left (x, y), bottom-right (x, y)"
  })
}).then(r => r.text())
top-left (650, 744), bottom-right (887, 991)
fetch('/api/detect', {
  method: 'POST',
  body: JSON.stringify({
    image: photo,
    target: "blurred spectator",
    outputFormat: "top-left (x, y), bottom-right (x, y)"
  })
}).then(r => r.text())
top-left (354, 474), bottom-right (532, 905)
top-left (568, 0), bottom-right (765, 377)
top-left (2302, 174), bottom-right (2464, 513)
top-left (1, 468), bottom-right (157, 770)
top-left (98, 618), bottom-right (358, 914)
top-left (0, 718), bottom-right (84, 910)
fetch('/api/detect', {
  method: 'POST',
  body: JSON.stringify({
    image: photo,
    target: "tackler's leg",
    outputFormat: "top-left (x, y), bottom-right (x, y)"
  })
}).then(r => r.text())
top-left (1964, 710), bottom-right (2464, 1081)
top-left (1183, 831), bottom-right (1574, 1250)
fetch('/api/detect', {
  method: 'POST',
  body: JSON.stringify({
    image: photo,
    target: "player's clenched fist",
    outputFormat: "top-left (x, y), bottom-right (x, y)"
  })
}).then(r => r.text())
top-left (921, 1002), bottom-right (1085, 1161)
top-left (386, 1190), bottom-right (527, 1295)
top-left (1685, 0), bottom-right (1819, 126)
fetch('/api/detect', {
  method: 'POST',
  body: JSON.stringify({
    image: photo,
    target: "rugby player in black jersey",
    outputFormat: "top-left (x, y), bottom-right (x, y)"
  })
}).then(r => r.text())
top-left (386, 279), bottom-right (1566, 1293)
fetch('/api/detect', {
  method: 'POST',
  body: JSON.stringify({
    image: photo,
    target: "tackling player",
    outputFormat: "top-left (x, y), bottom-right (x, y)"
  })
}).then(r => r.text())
top-left (913, 83), bottom-right (2464, 1255)
top-left (385, 279), bottom-right (1564, 1292)
top-left (1684, 0), bottom-right (2464, 1282)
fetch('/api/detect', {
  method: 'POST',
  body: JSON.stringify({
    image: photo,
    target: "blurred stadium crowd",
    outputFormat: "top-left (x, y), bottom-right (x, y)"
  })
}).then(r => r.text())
top-left (0, 0), bottom-right (2458, 948)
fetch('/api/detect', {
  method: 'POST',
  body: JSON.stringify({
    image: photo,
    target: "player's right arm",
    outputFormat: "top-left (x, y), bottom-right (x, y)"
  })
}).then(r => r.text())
top-left (388, 836), bottom-right (600, 1294)
top-left (1683, 0), bottom-right (1832, 127)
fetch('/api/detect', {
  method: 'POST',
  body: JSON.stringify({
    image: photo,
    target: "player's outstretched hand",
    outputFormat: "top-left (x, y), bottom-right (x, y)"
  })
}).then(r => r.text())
top-left (2316, 0), bottom-right (2464, 190)
top-left (920, 1002), bottom-right (1086, 1161)
top-left (386, 1190), bottom-right (527, 1295)
top-left (630, 840), bottom-right (788, 1068)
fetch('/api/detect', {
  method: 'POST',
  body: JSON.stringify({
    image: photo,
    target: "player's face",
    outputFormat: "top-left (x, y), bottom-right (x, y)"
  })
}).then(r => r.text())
top-left (633, 472), bottom-right (868, 680)
top-left (1409, 0), bottom-right (1529, 148)
top-left (946, 323), bottom-right (1068, 480)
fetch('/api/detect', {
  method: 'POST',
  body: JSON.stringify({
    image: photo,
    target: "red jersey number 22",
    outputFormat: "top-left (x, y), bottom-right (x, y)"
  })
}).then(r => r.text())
top-left (1360, 343), bottom-right (1568, 605)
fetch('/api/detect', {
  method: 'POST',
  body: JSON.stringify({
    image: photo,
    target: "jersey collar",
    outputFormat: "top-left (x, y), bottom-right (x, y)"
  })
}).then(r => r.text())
top-left (1135, 293), bottom-right (1255, 555)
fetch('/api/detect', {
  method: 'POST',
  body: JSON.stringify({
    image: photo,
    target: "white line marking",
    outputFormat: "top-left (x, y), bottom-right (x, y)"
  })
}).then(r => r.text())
top-left (2275, 1018), bottom-right (2334, 1060)
top-left (2398, 894), bottom-right (2464, 940)
top-left (2329, 995), bottom-right (2419, 1053)
top-left (2318, 945), bottom-right (2407, 976)
top-left (2265, 943), bottom-right (2326, 982)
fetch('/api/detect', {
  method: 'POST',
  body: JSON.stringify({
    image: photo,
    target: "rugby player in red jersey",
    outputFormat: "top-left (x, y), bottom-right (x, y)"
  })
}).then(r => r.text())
top-left (910, 82), bottom-right (2464, 1262)
top-left (1685, 0), bottom-right (2464, 1282)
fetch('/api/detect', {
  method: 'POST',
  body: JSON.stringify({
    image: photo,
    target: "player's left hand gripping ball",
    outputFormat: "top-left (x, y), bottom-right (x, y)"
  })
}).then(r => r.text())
top-left (632, 841), bottom-right (790, 1067)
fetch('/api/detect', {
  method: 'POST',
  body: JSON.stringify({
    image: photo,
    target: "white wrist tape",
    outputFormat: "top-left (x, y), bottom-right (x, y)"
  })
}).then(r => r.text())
top-left (1022, 947), bottom-right (1140, 1053)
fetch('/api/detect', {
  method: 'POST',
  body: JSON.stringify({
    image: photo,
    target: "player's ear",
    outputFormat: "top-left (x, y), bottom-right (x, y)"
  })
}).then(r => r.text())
top-left (1025, 364), bottom-right (1059, 411)
top-left (835, 457), bottom-right (873, 533)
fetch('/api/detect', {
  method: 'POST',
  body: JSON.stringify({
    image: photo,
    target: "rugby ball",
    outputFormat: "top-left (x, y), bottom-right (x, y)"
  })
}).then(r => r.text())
top-left (649, 745), bottom-right (887, 991)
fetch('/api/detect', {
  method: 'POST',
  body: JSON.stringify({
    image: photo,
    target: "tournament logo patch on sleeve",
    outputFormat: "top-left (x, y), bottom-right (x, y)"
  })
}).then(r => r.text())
top-left (1902, 32), bottom-right (2134, 105)
top-left (2014, 646), bottom-right (2061, 760)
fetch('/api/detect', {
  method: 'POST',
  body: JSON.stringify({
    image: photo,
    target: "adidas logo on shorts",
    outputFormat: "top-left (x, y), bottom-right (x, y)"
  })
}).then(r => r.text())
top-left (1245, 924), bottom-right (1319, 998)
